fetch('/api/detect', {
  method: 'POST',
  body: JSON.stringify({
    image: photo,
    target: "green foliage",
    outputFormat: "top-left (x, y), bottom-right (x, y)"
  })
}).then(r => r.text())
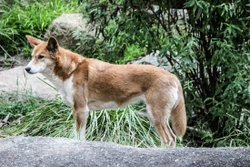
top-left (80, 0), bottom-right (250, 147)
top-left (0, 93), bottom-right (160, 147)
top-left (72, 28), bottom-right (146, 63)
top-left (0, 0), bottom-right (78, 56)
top-left (71, 2), bottom-right (152, 63)
top-left (182, 0), bottom-right (250, 147)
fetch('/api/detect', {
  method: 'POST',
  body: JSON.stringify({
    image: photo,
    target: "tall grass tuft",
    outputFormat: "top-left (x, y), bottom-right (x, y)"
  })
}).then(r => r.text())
top-left (86, 106), bottom-right (160, 147)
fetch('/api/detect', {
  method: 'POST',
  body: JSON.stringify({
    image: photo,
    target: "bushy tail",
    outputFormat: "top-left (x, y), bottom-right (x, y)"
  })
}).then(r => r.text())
top-left (171, 88), bottom-right (187, 137)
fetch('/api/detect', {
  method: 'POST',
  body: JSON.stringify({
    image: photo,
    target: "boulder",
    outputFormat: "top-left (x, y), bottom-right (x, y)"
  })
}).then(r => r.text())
top-left (0, 137), bottom-right (249, 167)
top-left (44, 13), bottom-right (95, 52)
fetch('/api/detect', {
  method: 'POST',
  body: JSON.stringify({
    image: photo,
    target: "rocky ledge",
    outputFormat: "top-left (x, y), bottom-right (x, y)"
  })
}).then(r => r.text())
top-left (0, 137), bottom-right (249, 167)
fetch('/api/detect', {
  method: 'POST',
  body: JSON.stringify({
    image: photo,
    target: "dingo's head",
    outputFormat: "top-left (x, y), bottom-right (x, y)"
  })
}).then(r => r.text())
top-left (25, 35), bottom-right (59, 74)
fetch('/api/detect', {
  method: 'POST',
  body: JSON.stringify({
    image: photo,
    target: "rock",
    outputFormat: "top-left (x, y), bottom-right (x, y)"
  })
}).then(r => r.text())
top-left (0, 66), bottom-right (58, 100)
top-left (44, 13), bottom-right (95, 52)
top-left (0, 137), bottom-right (249, 167)
top-left (132, 51), bottom-right (172, 71)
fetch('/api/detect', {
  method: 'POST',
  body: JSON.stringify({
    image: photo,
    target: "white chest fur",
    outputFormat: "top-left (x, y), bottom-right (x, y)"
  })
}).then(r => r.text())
top-left (60, 76), bottom-right (74, 106)
top-left (42, 70), bottom-right (74, 106)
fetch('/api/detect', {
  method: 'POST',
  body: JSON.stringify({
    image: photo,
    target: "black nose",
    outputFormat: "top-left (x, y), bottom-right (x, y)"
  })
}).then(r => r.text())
top-left (25, 67), bottom-right (31, 72)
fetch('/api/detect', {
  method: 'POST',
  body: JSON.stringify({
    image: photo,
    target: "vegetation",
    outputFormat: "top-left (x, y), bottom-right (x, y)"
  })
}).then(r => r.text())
top-left (1, 0), bottom-right (250, 147)
top-left (0, 0), bottom-right (78, 58)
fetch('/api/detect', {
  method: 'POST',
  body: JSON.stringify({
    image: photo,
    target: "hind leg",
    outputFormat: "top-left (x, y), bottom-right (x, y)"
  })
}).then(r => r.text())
top-left (146, 103), bottom-right (176, 147)
top-left (165, 116), bottom-right (176, 147)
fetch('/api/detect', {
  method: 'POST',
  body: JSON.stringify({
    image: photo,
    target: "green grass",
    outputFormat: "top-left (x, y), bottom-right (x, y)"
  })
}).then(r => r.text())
top-left (0, 0), bottom-right (79, 56)
top-left (0, 91), bottom-right (161, 148)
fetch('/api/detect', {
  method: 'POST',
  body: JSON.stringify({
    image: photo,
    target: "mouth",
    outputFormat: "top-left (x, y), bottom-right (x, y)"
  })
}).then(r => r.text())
top-left (26, 71), bottom-right (36, 74)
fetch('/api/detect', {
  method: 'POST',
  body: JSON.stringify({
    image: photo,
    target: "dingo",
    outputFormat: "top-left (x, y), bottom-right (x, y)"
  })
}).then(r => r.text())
top-left (25, 35), bottom-right (186, 147)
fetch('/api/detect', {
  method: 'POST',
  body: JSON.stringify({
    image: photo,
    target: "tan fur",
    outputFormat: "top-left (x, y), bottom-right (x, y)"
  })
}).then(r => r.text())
top-left (25, 35), bottom-right (187, 147)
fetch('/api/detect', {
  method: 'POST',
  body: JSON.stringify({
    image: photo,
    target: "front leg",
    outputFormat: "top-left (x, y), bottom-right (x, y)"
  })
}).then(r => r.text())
top-left (73, 105), bottom-right (89, 140)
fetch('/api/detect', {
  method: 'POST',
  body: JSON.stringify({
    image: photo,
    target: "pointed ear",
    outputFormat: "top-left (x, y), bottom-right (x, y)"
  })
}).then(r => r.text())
top-left (46, 37), bottom-right (58, 53)
top-left (26, 35), bottom-right (44, 47)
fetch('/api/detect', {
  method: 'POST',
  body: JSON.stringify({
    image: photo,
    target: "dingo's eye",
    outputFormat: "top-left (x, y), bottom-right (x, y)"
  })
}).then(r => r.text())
top-left (38, 55), bottom-right (44, 59)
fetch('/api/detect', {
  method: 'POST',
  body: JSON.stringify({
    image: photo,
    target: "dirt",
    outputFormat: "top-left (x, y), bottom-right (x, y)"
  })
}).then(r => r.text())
top-left (0, 55), bottom-right (58, 100)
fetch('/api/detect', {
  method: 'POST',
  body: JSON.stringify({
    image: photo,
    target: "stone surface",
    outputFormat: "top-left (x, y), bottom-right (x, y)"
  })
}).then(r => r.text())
top-left (0, 66), bottom-right (58, 100)
top-left (0, 137), bottom-right (249, 167)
